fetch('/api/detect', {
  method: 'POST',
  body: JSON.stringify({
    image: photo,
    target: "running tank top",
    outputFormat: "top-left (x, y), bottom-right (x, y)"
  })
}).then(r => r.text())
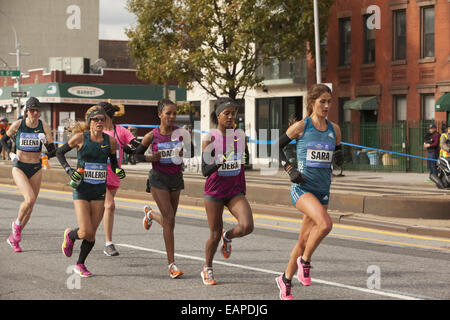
top-left (151, 126), bottom-right (182, 175)
top-left (76, 131), bottom-right (111, 195)
top-left (204, 128), bottom-right (246, 199)
top-left (15, 119), bottom-right (45, 152)
top-left (296, 117), bottom-right (336, 193)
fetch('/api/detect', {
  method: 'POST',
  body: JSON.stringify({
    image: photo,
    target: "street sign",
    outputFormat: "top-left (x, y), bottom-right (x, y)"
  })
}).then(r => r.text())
top-left (11, 91), bottom-right (27, 98)
top-left (0, 70), bottom-right (20, 77)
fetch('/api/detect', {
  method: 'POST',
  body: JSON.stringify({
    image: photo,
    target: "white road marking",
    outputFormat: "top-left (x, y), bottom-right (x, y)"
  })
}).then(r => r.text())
top-left (117, 243), bottom-right (422, 300)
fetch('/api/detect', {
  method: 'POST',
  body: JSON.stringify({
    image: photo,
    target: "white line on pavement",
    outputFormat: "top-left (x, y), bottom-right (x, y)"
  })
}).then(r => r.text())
top-left (116, 243), bottom-right (422, 300)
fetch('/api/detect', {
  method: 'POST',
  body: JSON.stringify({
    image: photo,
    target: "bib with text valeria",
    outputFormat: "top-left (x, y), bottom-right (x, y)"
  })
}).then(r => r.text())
top-left (83, 162), bottom-right (107, 184)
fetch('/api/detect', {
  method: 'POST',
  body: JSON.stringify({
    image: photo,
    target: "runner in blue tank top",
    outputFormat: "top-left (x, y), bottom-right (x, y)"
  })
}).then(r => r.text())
top-left (275, 84), bottom-right (344, 300)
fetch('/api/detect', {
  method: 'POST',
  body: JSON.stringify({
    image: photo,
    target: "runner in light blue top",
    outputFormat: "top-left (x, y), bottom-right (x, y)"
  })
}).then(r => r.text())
top-left (274, 84), bottom-right (344, 300)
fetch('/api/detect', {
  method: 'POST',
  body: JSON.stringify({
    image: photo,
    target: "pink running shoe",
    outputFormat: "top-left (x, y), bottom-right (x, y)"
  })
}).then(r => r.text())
top-left (297, 257), bottom-right (312, 286)
top-left (62, 228), bottom-right (75, 258)
top-left (276, 275), bottom-right (293, 300)
top-left (74, 264), bottom-right (92, 277)
top-left (7, 234), bottom-right (22, 252)
top-left (12, 221), bottom-right (22, 243)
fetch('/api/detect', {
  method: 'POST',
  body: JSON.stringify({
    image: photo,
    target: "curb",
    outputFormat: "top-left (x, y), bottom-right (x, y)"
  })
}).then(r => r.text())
top-left (1, 177), bottom-right (449, 239)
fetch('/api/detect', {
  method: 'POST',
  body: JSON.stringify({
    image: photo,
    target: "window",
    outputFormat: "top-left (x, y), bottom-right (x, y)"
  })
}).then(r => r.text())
top-left (421, 94), bottom-right (435, 121)
top-left (339, 18), bottom-right (351, 66)
top-left (338, 97), bottom-right (350, 124)
top-left (393, 10), bottom-right (406, 60)
top-left (421, 6), bottom-right (434, 58)
top-left (363, 15), bottom-right (376, 64)
top-left (394, 95), bottom-right (407, 121)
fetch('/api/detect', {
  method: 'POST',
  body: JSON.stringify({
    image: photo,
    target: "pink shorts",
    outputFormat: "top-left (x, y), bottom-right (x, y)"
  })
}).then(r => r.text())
top-left (106, 166), bottom-right (121, 190)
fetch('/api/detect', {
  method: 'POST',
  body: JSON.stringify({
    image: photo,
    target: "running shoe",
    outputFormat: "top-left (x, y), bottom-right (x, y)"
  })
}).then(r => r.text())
top-left (104, 243), bottom-right (119, 256)
top-left (201, 267), bottom-right (217, 285)
top-left (297, 256), bottom-right (312, 286)
top-left (74, 264), bottom-right (92, 277)
top-left (143, 205), bottom-right (153, 231)
top-left (12, 221), bottom-right (22, 243)
top-left (168, 263), bottom-right (184, 279)
top-left (6, 234), bottom-right (22, 252)
top-left (221, 230), bottom-right (232, 259)
top-left (62, 228), bottom-right (75, 258)
top-left (276, 275), bottom-right (293, 300)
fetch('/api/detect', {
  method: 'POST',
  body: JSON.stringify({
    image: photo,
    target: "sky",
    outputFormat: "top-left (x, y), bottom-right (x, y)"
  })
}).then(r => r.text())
top-left (99, 0), bottom-right (136, 40)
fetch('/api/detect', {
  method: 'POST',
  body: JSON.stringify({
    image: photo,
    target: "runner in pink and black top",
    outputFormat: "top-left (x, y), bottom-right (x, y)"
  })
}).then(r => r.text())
top-left (134, 99), bottom-right (192, 279)
top-left (200, 97), bottom-right (254, 286)
top-left (100, 102), bottom-right (140, 257)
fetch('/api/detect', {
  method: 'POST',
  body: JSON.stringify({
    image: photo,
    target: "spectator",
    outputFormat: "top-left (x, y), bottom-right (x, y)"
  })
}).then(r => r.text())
top-left (439, 124), bottom-right (450, 159)
top-left (424, 124), bottom-right (439, 177)
top-left (0, 118), bottom-right (11, 160)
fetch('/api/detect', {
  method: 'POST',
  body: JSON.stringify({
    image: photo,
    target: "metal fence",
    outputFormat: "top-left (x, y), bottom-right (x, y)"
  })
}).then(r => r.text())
top-left (340, 120), bottom-right (445, 173)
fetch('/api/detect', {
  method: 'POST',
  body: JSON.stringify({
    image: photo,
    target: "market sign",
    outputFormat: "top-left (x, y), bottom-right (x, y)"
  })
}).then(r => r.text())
top-left (68, 86), bottom-right (105, 97)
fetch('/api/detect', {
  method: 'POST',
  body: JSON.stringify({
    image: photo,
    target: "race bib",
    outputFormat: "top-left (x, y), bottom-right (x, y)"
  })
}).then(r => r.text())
top-left (306, 142), bottom-right (334, 168)
top-left (19, 132), bottom-right (41, 152)
top-left (218, 152), bottom-right (242, 177)
top-left (83, 162), bottom-right (107, 184)
top-left (157, 141), bottom-right (182, 164)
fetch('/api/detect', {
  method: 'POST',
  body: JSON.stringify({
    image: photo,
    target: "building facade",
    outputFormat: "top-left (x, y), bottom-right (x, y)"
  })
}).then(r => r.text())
top-left (311, 0), bottom-right (450, 126)
top-left (0, 0), bottom-right (99, 73)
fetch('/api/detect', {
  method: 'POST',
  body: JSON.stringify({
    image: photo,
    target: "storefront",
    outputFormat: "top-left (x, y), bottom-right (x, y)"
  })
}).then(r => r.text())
top-left (0, 69), bottom-right (186, 139)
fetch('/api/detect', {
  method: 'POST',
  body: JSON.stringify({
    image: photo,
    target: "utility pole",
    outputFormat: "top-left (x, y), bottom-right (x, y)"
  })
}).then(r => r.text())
top-left (313, 0), bottom-right (322, 84)
top-left (1, 9), bottom-right (30, 118)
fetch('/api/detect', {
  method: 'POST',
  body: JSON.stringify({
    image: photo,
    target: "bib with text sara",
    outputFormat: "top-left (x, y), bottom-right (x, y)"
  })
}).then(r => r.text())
top-left (306, 141), bottom-right (335, 168)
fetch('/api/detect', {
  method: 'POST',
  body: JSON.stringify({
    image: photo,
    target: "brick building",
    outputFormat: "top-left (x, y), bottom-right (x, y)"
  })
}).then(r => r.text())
top-left (308, 0), bottom-right (450, 126)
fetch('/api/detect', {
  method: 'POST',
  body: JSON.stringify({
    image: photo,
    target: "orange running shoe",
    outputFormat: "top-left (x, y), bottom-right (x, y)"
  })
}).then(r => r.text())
top-left (168, 263), bottom-right (184, 279)
top-left (201, 267), bottom-right (217, 285)
top-left (221, 230), bottom-right (232, 259)
top-left (142, 205), bottom-right (153, 231)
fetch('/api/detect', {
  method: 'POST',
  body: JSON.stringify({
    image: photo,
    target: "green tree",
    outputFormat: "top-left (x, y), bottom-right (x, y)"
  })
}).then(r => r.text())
top-left (126, 0), bottom-right (333, 100)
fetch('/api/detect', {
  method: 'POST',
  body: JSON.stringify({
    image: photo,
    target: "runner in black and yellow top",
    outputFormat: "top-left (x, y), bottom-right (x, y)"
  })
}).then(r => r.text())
top-left (56, 105), bottom-right (126, 277)
top-left (1, 97), bottom-right (56, 253)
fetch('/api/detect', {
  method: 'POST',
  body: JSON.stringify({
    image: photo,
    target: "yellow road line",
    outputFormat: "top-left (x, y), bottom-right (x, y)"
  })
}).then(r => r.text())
top-left (1, 183), bottom-right (449, 247)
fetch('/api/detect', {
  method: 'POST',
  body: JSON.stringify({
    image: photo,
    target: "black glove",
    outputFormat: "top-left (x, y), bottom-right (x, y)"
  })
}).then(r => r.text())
top-left (333, 145), bottom-right (344, 167)
top-left (286, 166), bottom-right (306, 184)
top-left (67, 168), bottom-right (83, 183)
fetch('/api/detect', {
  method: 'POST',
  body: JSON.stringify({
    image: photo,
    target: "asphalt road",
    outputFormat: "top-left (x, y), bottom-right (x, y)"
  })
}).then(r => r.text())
top-left (1, 183), bottom-right (449, 302)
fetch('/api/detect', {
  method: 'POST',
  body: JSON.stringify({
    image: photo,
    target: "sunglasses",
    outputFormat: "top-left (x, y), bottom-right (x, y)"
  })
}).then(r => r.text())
top-left (28, 108), bottom-right (40, 113)
top-left (91, 117), bottom-right (106, 122)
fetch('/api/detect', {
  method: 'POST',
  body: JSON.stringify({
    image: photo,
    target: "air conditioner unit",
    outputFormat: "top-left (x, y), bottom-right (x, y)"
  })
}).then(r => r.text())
top-left (49, 57), bottom-right (90, 74)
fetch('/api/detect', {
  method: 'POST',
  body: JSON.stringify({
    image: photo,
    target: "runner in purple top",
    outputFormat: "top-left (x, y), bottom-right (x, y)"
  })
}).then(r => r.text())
top-left (200, 97), bottom-right (254, 285)
top-left (135, 99), bottom-right (190, 279)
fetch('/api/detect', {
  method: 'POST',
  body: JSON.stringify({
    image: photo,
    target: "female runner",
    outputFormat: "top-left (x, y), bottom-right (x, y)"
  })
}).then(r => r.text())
top-left (1, 97), bottom-right (56, 252)
top-left (200, 97), bottom-right (253, 285)
top-left (57, 105), bottom-right (125, 277)
top-left (275, 84), bottom-right (343, 300)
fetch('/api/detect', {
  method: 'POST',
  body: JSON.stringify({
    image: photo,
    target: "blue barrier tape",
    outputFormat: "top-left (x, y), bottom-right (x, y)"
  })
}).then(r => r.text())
top-left (55, 124), bottom-right (437, 162)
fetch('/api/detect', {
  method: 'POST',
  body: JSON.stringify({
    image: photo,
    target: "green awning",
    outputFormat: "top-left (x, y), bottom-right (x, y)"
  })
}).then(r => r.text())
top-left (436, 92), bottom-right (450, 112)
top-left (343, 96), bottom-right (378, 110)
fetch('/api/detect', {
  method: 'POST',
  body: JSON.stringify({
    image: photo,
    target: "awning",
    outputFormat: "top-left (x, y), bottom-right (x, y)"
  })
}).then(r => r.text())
top-left (343, 96), bottom-right (378, 110)
top-left (0, 82), bottom-right (187, 106)
top-left (435, 92), bottom-right (450, 112)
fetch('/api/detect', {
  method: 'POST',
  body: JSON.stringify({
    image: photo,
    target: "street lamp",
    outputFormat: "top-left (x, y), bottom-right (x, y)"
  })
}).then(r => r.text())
top-left (0, 9), bottom-right (30, 117)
